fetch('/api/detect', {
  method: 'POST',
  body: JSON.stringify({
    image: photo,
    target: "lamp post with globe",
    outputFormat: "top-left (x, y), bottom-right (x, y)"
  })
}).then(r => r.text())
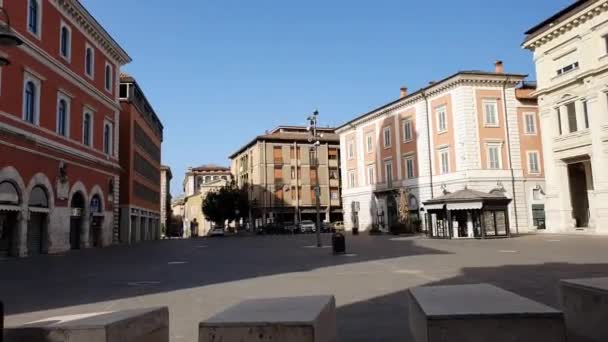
top-left (0, 7), bottom-right (24, 66)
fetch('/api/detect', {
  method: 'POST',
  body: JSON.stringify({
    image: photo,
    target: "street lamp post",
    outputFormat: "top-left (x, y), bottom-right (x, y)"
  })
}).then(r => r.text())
top-left (0, 6), bottom-right (24, 66)
top-left (307, 110), bottom-right (323, 248)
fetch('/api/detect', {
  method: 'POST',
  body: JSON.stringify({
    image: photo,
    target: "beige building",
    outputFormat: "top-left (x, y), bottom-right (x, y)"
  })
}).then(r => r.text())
top-left (182, 165), bottom-right (232, 236)
top-left (523, 0), bottom-right (608, 234)
top-left (229, 126), bottom-right (342, 227)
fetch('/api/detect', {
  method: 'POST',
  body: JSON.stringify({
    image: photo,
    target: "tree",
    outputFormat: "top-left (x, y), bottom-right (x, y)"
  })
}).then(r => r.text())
top-left (202, 182), bottom-right (249, 227)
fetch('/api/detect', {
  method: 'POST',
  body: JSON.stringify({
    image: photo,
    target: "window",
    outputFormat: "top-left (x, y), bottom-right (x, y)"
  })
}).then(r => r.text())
top-left (528, 151), bottom-right (540, 174)
top-left (328, 148), bottom-right (338, 160)
top-left (384, 160), bottom-right (393, 186)
top-left (291, 167), bottom-right (296, 180)
top-left (524, 112), bottom-right (536, 134)
top-left (383, 127), bottom-right (391, 148)
top-left (487, 144), bottom-right (502, 169)
top-left (103, 122), bottom-right (113, 155)
top-left (274, 166), bottom-right (283, 184)
top-left (483, 100), bottom-right (499, 127)
top-left (83, 111), bottom-right (93, 146)
top-left (85, 44), bottom-right (94, 78)
top-left (56, 95), bottom-right (70, 137)
top-left (557, 62), bottom-right (579, 76)
top-left (60, 23), bottom-right (71, 60)
top-left (347, 141), bottom-right (354, 159)
top-left (436, 106), bottom-right (447, 133)
top-left (105, 63), bottom-right (113, 92)
top-left (566, 102), bottom-right (577, 133)
top-left (366, 165), bottom-right (375, 185)
top-left (27, 0), bottom-right (40, 36)
top-left (348, 170), bottom-right (356, 188)
top-left (273, 146), bottom-right (283, 164)
top-left (24, 81), bottom-right (37, 124)
top-left (604, 35), bottom-right (608, 54)
top-left (582, 100), bottom-right (590, 129)
top-left (439, 149), bottom-right (449, 174)
top-left (402, 119), bottom-right (413, 142)
top-left (366, 134), bottom-right (373, 153)
top-left (329, 168), bottom-right (339, 180)
top-left (310, 167), bottom-right (318, 184)
top-left (330, 189), bottom-right (340, 201)
top-left (405, 156), bottom-right (415, 179)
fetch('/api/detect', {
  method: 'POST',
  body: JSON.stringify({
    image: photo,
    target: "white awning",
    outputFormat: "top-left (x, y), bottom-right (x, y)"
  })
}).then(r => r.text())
top-left (447, 202), bottom-right (483, 211)
top-left (0, 204), bottom-right (21, 212)
top-left (424, 204), bottom-right (445, 210)
top-left (29, 207), bottom-right (50, 213)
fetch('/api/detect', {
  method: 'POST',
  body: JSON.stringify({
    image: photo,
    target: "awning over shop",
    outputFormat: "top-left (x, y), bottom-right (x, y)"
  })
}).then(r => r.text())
top-left (0, 204), bottom-right (21, 212)
top-left (424, 204), bottom-right (445, 210)
top-left (447, 202), bottom-right (483, 211)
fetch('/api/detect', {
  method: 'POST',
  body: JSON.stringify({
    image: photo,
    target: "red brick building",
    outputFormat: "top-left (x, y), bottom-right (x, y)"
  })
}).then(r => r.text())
top-left (0, 0), bottom-right (130, 257)
top-left (118, 74), bottom-right (163, 243)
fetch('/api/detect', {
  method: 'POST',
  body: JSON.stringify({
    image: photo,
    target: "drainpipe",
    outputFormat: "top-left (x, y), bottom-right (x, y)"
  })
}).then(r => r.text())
top-left (421, 92), bottom-right (434, 199)
top-left (502, 77), bottom-right (520, 234)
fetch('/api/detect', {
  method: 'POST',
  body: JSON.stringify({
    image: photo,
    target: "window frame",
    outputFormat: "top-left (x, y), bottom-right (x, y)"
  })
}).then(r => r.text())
top-left (85, 43), bottom-right (95, 79)
top-left (22, 73), bottom-right (41, 125)
top-left (384, 160), bottom-right (393, 186)
top-left (104, 62), bottom-right (113, 93)
top-left (527, 151), bottom-right (541, 175)
top-left (483, 99), bottom-right (499, 127)
top-left (565, 101), bottom-right (577, 133)
top-left (347, 140), bottom-right (355, 160)
top-left (59, 21), bottom-right (72, 62)
top-left (404, 155), bottom-right (415, 179)
top-left (365, 134), bottom-right (373, 153)
top-left (366, 164), bottom-right (375, 185)
top-left (56, 92), bottom-right (71, 137)
top-left (402, 118), bottom-right (413, 142)
top-left (103, 120), bottom-right (113, 156)
top-left (383, 126), bottom-right (392, 148)
top-left (436, 105), bottom-right (447, 133)
top-left (348, 170), bottom-right (356, 188)
top-left (27, 0), bottom-right (42, 39)
top-left (486, 143), bottom-right (502, 170)
top-left (523, 112), bottom-right (537, 135)
top-left (438, 148), bottom-right (450, 174)
top-left (82, 110), bottom-right (94, 147)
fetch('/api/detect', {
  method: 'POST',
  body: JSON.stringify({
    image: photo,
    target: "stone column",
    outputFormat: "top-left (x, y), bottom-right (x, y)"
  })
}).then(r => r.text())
top-left (559, 105), bottom-right (569, 135)
top-left (557, 161), bottom-right (575, 230)
top-left (14, 210), bottom-right (27, 257)
top-left (583, 160), bottom-right (595, 228)
top-left (81, 215), bottom-right (91, 249)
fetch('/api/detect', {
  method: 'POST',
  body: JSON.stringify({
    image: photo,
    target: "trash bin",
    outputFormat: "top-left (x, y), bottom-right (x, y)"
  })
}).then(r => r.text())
top-left (352, 227), bottom-right (359, 235)
top-left (332, 232), bottom-right (346, 254)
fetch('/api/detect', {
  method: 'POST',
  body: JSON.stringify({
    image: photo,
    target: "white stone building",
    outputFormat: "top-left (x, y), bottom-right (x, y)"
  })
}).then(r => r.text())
top-left (337, 63), bottom-right (546, 235)
top-left (523, 0), bottom-right (608, 234)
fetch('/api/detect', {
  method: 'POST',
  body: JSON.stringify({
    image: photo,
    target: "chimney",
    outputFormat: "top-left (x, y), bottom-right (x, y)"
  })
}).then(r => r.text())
top-left (400, 86), bottom-right (408, 98)
top-left (495, 60), bottom-right (504, 74)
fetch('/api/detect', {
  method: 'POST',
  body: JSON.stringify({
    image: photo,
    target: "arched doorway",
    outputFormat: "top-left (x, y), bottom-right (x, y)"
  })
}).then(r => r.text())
top-left (0, 181), bottom-right (21, 257)
top-left (90, 194), bottom-right (103, 247)
top-left (27, 185), bottom-right (49, 256)
top-left (70, 192), bottom-right (86, 250)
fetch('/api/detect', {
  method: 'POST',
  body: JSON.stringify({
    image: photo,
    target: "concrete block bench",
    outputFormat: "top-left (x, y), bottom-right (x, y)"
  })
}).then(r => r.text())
top-left (4, 307), bottom-right (168, 342)
top-left (561, 277), bottom-right (608, 342)
top-left (408, 284), bottom-right (565, 342)
top-left (199, 295), bottom-right (336, 342)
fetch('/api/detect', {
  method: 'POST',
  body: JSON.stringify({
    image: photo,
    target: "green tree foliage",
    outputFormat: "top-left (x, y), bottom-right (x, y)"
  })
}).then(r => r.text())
top-left (202, 182), bottom-right (249, 226)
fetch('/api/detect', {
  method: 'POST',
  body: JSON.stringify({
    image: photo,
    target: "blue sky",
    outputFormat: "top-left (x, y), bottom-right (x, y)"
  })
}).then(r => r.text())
top-left (81, 0), bottom-right (571, 196)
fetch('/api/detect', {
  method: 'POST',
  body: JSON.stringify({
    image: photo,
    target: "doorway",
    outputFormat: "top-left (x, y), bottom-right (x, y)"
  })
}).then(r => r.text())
top-left (27, 186), bottom-right (50, 256)
top-left (70, 192), bottom-right (86, 250)
top-left (567, 162), bottom-right (591, 228)
top-left (0, 212), bottom-right (17, 257)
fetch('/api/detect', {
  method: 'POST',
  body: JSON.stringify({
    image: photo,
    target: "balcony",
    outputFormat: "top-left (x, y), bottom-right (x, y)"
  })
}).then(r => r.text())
top-left (328, 159), bottom-right (339, 168)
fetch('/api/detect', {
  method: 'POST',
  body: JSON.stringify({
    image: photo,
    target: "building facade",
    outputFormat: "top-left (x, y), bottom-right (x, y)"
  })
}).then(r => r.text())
top-left (0, 0), bottom-right (130, 256)
top-left (118, 74), bottom-right (163, 244)
top-left (337, 63), bottom-right (546, 235)
top-left (230, 126), bottom-right (342, 227)
top-left (181, 165), bottom-right (231, 236)
top-left (523, 0), bottom-right (608, 234)
top-left (160, 165), bottom-right (172, 235)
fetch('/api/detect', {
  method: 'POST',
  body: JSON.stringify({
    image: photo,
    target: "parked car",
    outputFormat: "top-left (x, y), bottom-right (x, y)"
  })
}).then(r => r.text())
top-left (300, 220), bottom-right (316, 233)
top-left (322, 222), bottom-right (333, 233)
top-left (333, 221), bottom-right (345, 232)
top-left (209, 226), bottom-right (225, 237)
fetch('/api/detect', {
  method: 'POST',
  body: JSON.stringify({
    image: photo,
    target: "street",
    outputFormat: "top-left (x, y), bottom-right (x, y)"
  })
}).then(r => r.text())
top-left (2, 233), bottom-right (608, 341)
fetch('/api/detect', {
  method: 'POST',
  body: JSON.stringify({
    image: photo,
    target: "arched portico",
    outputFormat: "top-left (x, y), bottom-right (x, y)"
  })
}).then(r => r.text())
top-left (0, 167), bottom-right (27, 257)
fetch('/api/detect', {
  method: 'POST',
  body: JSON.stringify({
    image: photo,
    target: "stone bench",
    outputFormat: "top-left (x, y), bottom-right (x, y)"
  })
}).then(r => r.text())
top-left (4, 307), bottom-right (168, 342)
top-left (408, 284), bottom-right (566, 342)
top-left (560, 277), bottom-right (608, 342)
top-left (200, 295), bottom-right (337, 342)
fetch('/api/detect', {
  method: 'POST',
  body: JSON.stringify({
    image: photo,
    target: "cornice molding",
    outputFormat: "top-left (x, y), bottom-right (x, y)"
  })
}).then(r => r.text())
top-left (54, 0), bottom-right (131, 65)
top-left (524, 1), bottom-right (608, 51)
top-left (336, 76), bottom-right (522, 133)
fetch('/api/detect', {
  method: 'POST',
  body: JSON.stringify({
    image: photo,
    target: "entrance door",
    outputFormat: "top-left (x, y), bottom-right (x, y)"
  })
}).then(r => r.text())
top-left (91, 217), bottom-right (103, 247)
top-left (130, 215), bottom-right (137, 243)
top-left (70, 216), bottom-right (81, 249)
top-left (0, 212), bottom-right (16, 257)
top-left (568, 162), bottom-right (590, 228)
top-left (27, 213), bottom-right (45, 256)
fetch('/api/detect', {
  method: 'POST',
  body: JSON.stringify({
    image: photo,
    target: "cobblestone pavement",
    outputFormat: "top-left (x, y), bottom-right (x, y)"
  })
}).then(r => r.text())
top-left (2, 233), bottom-right (608, 341)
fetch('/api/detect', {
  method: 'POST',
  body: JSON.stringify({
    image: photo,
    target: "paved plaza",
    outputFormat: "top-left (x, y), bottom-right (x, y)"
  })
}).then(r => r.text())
top-left (2, 233), bottom-right (608, 341)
